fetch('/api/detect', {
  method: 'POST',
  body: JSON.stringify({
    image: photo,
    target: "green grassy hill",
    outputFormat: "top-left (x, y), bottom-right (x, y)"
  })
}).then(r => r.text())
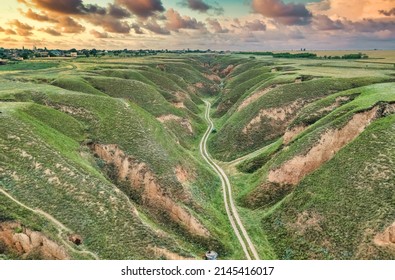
top-left (1, 54), bottom-right (394, 260)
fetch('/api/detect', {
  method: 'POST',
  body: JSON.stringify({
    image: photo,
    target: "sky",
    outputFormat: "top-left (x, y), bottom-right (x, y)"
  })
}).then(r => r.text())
top-left (0, 0), bottom-right (394, 50)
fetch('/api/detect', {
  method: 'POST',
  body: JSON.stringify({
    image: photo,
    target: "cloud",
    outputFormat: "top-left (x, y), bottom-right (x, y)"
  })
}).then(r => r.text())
top-left (244, 19), bottom-right (267, 31)
top-left (179, 0), bottom-right (224, 15)
top-left (165, 9), bottom-right (206, 31)
top-left (8, 19), bottom-right (34, 36)
top-left (252, 0), bottom-right (312, 25)
top-left (346, 18), bottom-right (395, 33)
top-left (90, 30), bottom-right (110, 38)
top-left (143, 19), bottom-right (170, 35)
top-left (313, 14), bottom-right (344, 30)
top-left (307, 0), bottom-right (395, 21)
top-left (132, 23), bottom-right (144, 34)
top-left (379, 8), bottom-right (395, 17)
top-left (23, 8), bottom-right (58, 22)
top-left (116, 0), bottom-right (165, 18)
top-left (5, 29), bottom-right (17, 35)
top-left (86, 14), bottom-right (131, 33)
top-left (39, 27), bottom-right (61, 36)
top-left (207, 18), bottom-right (229, 33)
top-left (108, 3), bottom-right (131, 19)
top-left (18, 0), bottom-right (106, 15)
top-left (56, 17), bottom-right (85, 33)
top-left (0, 27), bottom-right (18, 36)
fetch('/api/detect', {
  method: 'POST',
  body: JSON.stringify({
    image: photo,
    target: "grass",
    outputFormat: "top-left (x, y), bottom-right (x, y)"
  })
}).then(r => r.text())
top-left (209, 76), bottom-right (394, 161)
top-left (0, 61), bottom-right (58, 72)
top-left (261, 114), bottom-right (395, 259)
top-left (0, 56), bottom-right (246, 259)
top-left (1, 54), bottom-right (394, 260)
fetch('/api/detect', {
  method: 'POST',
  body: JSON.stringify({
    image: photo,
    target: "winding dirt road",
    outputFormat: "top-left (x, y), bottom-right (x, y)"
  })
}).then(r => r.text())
top-left (199, 101), bottom-right (259, 260)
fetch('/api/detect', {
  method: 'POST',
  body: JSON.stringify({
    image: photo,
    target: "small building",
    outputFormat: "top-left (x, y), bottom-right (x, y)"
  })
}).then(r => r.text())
top-left (70, 52), bottom-right (78, 57)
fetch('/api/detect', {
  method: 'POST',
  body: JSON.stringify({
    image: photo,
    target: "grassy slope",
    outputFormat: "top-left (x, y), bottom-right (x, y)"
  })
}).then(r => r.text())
top-left (0, 56), bottom-right (246, 259)
top-left (210, 74), bottom-right (394, 161)
top-left (262, 114), bottom-right (395, 259)
top-left (209, 55), bottom-right (395, 259)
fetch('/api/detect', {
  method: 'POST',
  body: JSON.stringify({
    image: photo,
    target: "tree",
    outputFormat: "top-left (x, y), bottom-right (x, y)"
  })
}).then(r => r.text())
top-left (89, 49), bottom-right (97, 57)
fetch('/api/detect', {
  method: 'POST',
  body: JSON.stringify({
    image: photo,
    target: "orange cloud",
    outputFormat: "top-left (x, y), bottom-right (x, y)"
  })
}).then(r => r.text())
top-left (90, 30), bottom-right (110, 38)
top-left (165, 8), bottom-right (205, 31)
top-left (56, 17), bottom-right (85, 33)
top-left (8, 19), bottom-right (34, 36)
top-left (24, 8), bottom-right (58, 22)
top-left (39, 27), bottom-right (61, 36)
top-left (307, 0), bottom-right (395, 21)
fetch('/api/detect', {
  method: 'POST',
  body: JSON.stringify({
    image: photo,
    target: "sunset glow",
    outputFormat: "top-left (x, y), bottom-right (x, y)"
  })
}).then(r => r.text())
top-left (0, 0), bottom-right (394, 50)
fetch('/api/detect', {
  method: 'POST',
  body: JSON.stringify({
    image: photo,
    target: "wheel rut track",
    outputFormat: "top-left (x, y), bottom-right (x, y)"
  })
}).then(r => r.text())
top-left (199, 101), bottom-right (259, 260)
top-left (0, 188), bottom-right (99, 260)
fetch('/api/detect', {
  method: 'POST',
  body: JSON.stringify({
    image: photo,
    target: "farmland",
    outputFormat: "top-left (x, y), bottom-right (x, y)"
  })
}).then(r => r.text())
top-left (0, 52), bottom-right (394, 260)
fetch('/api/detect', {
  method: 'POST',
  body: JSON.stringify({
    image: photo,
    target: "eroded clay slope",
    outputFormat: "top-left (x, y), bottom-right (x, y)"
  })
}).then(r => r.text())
top-left (0, 222), bottom-right (69, 260)
top-left (90, 144), bottom-right (209, 238)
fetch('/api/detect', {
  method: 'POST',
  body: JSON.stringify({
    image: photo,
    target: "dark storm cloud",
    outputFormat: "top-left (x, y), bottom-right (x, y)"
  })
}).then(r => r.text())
top-left (108, 3), bottom-right (131, 19)
top-left (179, 0), bottom-right (224, 15)
top-left (116, 0), bottom-right (165, 18)
top-left (18, 0), bottom-right (106, 15)
top-left (252, 0), bottom-right (312, 26)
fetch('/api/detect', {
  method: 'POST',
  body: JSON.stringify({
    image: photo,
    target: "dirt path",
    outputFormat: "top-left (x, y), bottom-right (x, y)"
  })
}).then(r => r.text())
top-left (0, 188), bottom-right (99, 260)
top-left (199, 101), bottom-right (260, 260)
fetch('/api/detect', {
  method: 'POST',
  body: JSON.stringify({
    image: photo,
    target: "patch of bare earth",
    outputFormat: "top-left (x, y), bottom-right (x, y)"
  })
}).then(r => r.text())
top-left (90, 144), bottom-right (209, 238)
top-left (204, 74), bottom-right (221, 82)
top-left (237, 85), bottom-right (278, 112)
top-left (175, 165), bottom-right (192, 184)
top-left (268, 106), bottom-right (379, 185)
top-left (194, 82), bottom-right (204, 89)
top-left (242, 100), bottom-right (303, 134)
top-left (172, 91), bottom-right (188, 109)
top-left (0, 222), bottom-right (69, 259)
top-left (374, 222), bottom-right (395, 250)
top-left (283, 125), bottom-right (306, 145)
top-left (157, 115), bottom-right (193, 134)
top-left (288, 211), bottom-right (323, 235)
top-left (221, 65), bottom-right (234, 76)
top-left (150, 246), bottom-right (195, 260)
top-left (317, 96), bottom-right (353, 114)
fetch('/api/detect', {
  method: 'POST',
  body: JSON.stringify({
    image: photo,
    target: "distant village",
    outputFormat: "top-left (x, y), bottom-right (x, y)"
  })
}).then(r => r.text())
top-left (0, 46), bottom-right (225, 64)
